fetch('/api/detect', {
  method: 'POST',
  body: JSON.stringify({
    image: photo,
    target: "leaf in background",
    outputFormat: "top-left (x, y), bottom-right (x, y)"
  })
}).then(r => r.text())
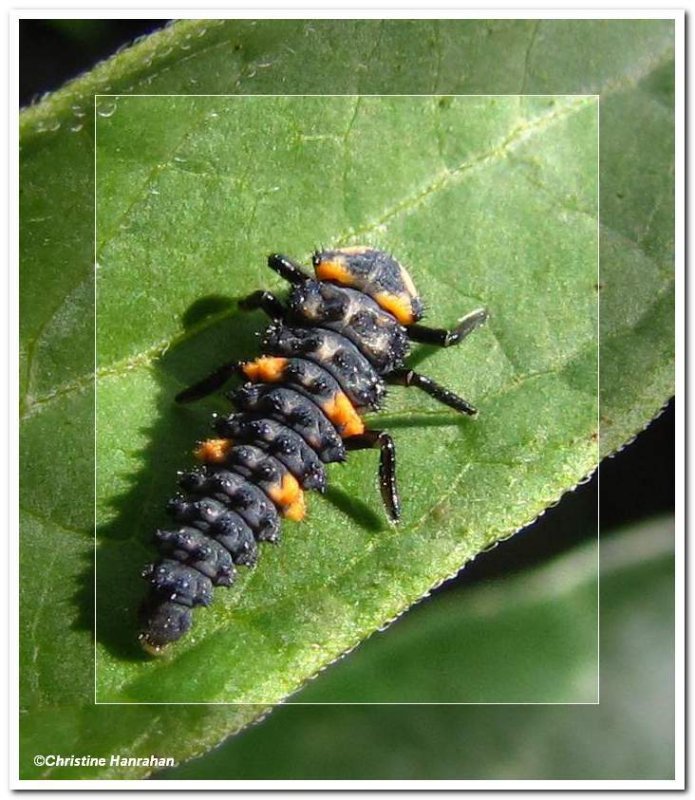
top-left (158, 517), bottom-right (675, 780)
top-left (19, 19), bottom-right (675, 778)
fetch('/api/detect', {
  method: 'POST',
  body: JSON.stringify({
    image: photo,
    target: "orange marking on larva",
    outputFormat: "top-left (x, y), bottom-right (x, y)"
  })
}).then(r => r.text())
top-left (374, 292), bottom-right (415, 325)
top-left (241, 356), bottom-right (288, 383)
top-left (194, 438), bottom-right (234, 463)
top-left (269, 473), bottom-right (306, 521)
top-left (284, 494), bottom-right (306, 522)
top-left (323, 391), bottom-right (365, 437)
top-left (315, 258), bottom-right (355, 286)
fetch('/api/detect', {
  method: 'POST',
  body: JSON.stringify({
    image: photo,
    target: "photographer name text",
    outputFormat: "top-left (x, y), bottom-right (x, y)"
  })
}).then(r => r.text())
top-left (33, 754), bottom-right (176, 769)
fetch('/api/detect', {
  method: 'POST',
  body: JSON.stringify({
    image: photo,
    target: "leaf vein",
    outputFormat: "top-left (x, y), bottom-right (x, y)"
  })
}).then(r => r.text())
top-left (336, 95), bottom-right (593, 246)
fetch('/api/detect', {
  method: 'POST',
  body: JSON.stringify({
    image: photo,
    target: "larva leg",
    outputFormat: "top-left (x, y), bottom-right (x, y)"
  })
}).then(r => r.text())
top-left (177, 290), bottom-right (287, 403)
top-left (387, 369), bottom-right (477, 417)
top-left (407, 308), bottom-right (489, 347)
top-left (238, 289), bottom-right (286, 319)
top-left (345, 429), bottom-right (400, 522)
top-left (267, 253), bottom-right (312, 286)
top-left (175, 361), bottom-right (242, 404)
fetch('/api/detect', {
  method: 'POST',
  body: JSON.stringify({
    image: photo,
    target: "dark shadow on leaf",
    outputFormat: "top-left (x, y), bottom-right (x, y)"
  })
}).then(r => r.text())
top-left (181, 294), bottom-right (237, 330)
top-left (403, 343), bottom-right (440, 370)
top-left (90, 300), bottom-right (264, 662)
top-left (323, 486), bottom-right (385, 533)
top-left (72, 549), bottom-right (95, 639)
top-left (405, 341), bottom-right (484, 376)
top-left (88, 296), bottom-right (393, 665)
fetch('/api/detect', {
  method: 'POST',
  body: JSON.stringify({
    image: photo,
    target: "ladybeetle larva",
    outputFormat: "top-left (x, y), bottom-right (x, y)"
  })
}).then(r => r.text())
top-left (139, 247), bottom-right (488, 654)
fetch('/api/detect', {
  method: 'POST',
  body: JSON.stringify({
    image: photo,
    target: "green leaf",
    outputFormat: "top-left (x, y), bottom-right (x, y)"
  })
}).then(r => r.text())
top-left (19, 19), bottom-right (674, 778)
top-left (158, 516), bottom-right (675, 780)
top-left (94, 92), bottom-right (599, 704)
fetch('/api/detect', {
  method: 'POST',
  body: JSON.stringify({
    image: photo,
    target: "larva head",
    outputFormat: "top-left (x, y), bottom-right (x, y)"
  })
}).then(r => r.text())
top-left (312, 246), bottom-right (424, 325)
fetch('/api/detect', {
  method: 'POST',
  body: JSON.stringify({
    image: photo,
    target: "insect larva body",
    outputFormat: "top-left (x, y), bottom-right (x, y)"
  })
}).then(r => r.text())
top-left (139, 247), bottom-right (488, 654)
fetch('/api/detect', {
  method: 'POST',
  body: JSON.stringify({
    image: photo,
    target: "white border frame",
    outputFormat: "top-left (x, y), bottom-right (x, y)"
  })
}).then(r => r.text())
top-left (11, 7), bottom-right (684, 790)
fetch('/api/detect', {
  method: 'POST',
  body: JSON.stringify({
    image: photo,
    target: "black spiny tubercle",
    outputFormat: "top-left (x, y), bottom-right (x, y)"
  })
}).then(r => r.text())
top-left (139, 247), bottom-right (489, 654)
